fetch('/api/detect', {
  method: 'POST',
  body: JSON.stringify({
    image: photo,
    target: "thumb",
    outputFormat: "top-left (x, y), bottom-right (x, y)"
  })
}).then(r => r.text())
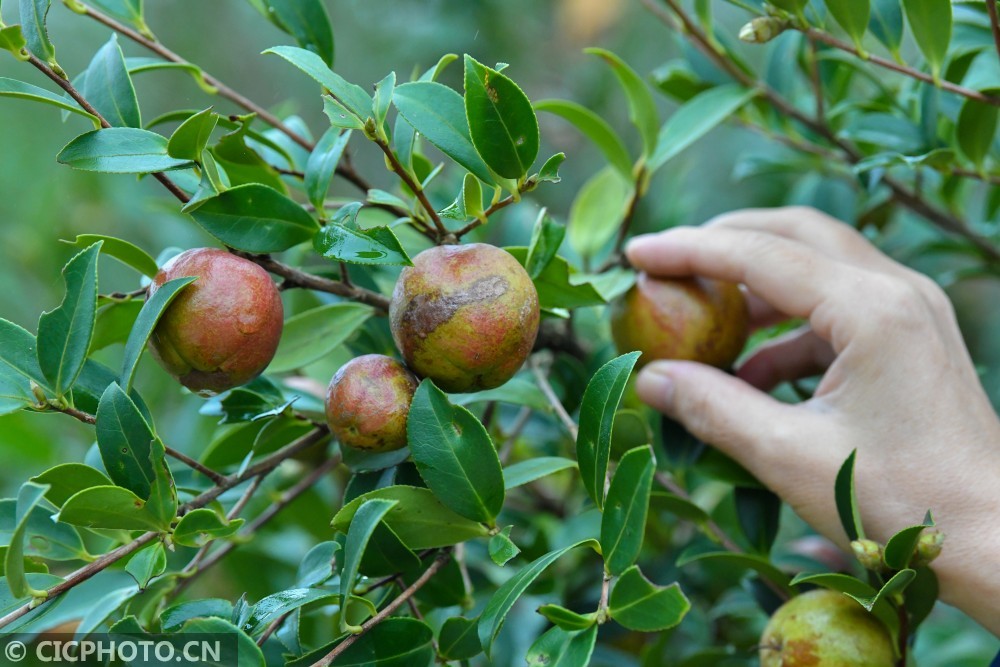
top-left (635, 360), bottom-right (802, 470)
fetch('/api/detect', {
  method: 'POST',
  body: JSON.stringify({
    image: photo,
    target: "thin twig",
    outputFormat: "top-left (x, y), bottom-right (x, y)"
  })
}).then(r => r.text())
top-left (454, 178), bottom-right (535, 238)
top-left (498, 407), bottom-right (533, 464)
top-left (597, 572), bottom-right (612, 623)
top-left (311, 549), bottom-right (454, 667)
top-left (164, 446), bottom-right (227, 485)
top-left (808, 39), bottom-right (824, 122)
top-left (372, 136), bottom-right (446, 237)
top-left (238, 253), bottom-right (390, 312)
top-left (529, 358), bottom-right (579, 440)
top-left (988, 0), bottom-right (1000, 67)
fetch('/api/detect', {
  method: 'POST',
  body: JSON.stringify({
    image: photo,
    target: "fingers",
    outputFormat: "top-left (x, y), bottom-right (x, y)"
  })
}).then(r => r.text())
top-left (736, 327), bottom-right (835, 391)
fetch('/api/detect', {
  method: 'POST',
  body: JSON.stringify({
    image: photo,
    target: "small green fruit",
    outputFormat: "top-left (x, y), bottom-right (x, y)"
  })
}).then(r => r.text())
top-left (389, 244), bottom-right (540, 393)
top-left (610, 273), bottom-right (749, 369)
top-left (148, 248), bottom-right (283, 396)
top-left (759, 589), bottom-right (895, 667)
top-left (325, 355), bottom-right (419, 452)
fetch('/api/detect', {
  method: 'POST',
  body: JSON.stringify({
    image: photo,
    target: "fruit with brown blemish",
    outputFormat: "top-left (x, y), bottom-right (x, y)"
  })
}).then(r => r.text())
top-left (389, 244), bottom-right (540, 393)
top-left (610, 273), bottom-right (749, 369)
top-left (325, 355), bottom-right (419, 452)
top-left (148, 248), bottom-right (283, 396)
top-left (759, 589), bottom-right (895, 667)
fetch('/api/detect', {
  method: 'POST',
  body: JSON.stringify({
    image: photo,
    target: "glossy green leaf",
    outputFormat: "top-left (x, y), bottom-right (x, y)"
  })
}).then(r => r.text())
top-left (576, 352), bottom-right (641, 509)
top-left (535, 99), bottom-right (633, 179)
top-left (956, 98), bottom-right (998, 169)
top-left (242, 588), bottom-right (339, 638)
top-left (609, 565), bottom-right (690, 632)
top-left (648, 85), bottom-right (755, 174)
top-left (478, 539), bottom-right (597, 658)
top-left (323, 95), bottom-right (365, 130)
top-left (537, 152), bottom-right (566, 182)
top-left (408, 380), bottom-right (505, 524)
top-left (585, 48), bottom-right (658, 156)
top-left (267, 0), bottom-right (335, 66)
top-left (57, 485), bottom-right (170, 532)
top-left (463, 55), bottom-right (539, 179)
top-left (505, 247), bottom-right (606, 310)
top-left (19, 0), bottom-right (57, 67)
top-left (601, 445), bottom-right (655, 575)
top-left (161, 599), bottom-right (234, 633)
top-left (0, 319), bottom-right (44, 415)
top-left (869, 0), bottom-right (904, 56)
top-left (89, 0), bottom-right (146, 32)
top-left (536, 605), bottom-right (597, 631)
top-left (61, 234), bottom-right (159, 278)
top-left (567, 166), bottom-right (631, 259)
top-left (167, 107), bottom-right (218, 161)
top-left (902, 0), bottom-right (952, 80)
top-left (208, 116), bottom-right (286, 192)
top-left (525, 209), bottom-right (566, 279)
top-left (883, 524), bottom-right (929, 570)
top-left (305, 128), bottom-right (352, 212)
top-left (36, 242), bottom-right (101, 396)
top-left (58, 128), bottom-right (193, 174)
top-left (188, 183), bottom-right (318, 252)
top-left (849, 568), bottom-right (917, 611)
top-left (270, 302), bottom-right (373, 373)
top-left (826, 0), bottom-right (871, 48)
top-left (503, 457), bottom-right (578, 490)
top-left (82, 34), bottom-right (141, 128)
top-left (172, 509), bottom-right (244, 547)
top-left (904, 566), bottom-right (938, 630)
top-left (489, 525), bottom-right (520, 566)
top-left (0, 26), bottom-right (28, 60)
top-left (332, 486), bottom-right (490, 549)
top-left (339, 498), bottom-right (398, 631)
top-left (734, 486), bottom-right (782, 554)
top-left (313, 222), bottom-right (412, 266)
top-left (96, 382), bottom-right (161, 499)
top-left (393, 81), bottom-right (495, 184)
top-left (438, 616), bottom-right (482, 661)
top-left (264, 45), bottom-right (371, 119)
top-left (0, 499), bottom-right (88, 561)
top-left (296, 541), bottom-right (340, 587)
top-left (0, 572), bottom-right (64, 632)
top-left (119, 277), bottom-right (195, 392)
top-left (677, 549), bottom-right (794, 596)
top-left (125, 57), bottom-right (215, 93)
top-left (4, 482), bottom-right (50, 598)
top-left (526, 625), bottom-right (598, 667)
top-left (28, 463), bottom-right (112, 508)
top-left (373, 71), bottom-right (395, 129)
top-left (125, 542), bottom-right (166, 589)
top-left (835, 449), bottom-right (865, 542)
top-left (0, 77), bottom-right (99, 126)
top-left (358, 522), bottom-right (421, 577)
top-left (172, 617), bottom-right (264, 667)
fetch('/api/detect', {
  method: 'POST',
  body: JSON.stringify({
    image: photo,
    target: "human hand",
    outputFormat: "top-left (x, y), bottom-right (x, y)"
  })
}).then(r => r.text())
top-left (626, 207), bottom-right (1000, 636)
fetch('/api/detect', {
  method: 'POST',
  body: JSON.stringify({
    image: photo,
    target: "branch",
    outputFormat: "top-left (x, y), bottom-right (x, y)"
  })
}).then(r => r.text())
top-left (310, 549), bottom-right (454, 667)
top-left (372, 136), bottom-right (446, 237)
top-left (529, 357), bottom-right (579, 440)
top-left (989, 0), bottom-right (1000, 67)
top-left (239, 253), bottom-right (391, 312)
top-left (454, 178), bottom-right (535, 239)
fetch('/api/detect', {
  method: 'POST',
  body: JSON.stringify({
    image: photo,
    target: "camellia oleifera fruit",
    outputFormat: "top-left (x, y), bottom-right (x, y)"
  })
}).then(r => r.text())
top-left (610, 273), bottom-right (749, 369)
top-left (325, 355), bottom-right (419, 452)
top-left (759, 589), bottom-right (895, 667)
top-left (148, 248), bottom-right (283, 396)
top-left (389, 244), bottom-right (540, 393)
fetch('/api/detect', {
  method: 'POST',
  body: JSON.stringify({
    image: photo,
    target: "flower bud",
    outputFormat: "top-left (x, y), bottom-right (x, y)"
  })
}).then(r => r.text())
top-left (913, 528), bottom-right (945, 566)
top-left (850, 539), bottom-right (885, 571)
top-left (738, 16), bottom-right (788, 44)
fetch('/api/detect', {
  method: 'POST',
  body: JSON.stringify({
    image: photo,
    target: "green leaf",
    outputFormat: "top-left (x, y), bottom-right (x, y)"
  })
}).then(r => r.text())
top-left (904, 566), bottom-right (938, 630)
top-left (126, 57), bottom-right (215, 93)
top-left (0, 319), bottom-right (44, 415)
top-left (297, 541), bottom-right (340, 587)
top-left (161, 599), bottom-right (234, 633)
top-left (648, 85), bottom-right (755, 174)
top-left (869, 0), bottom-right (904, 56)
top-left (264, 45), bottom-right (371, 119)
top-left (359, 522), bottom-right (421, 577)
top-left (608, 565), bottom-right (690, 632)
top-left (503, 457), bottom-right (577, 490)
top-left (4, 482), bottom-right (50, 598)
top-left (835, 449), bottom-right (865, 542)
top-left (536, 604), bottom-right (597, 631)
top-left (0, 572), bottom-right (64, 632)
top-left (883, 524), bottom-right (929, 570)
top-left (167, 107), bottom-right (218, 161)
top-left (241, 588), bottom-right (339, 638)
top-left (393, 81), bottom-right (495, 184)
top-left (61, 234), bottom-right (159, 278)
top-left (313, 222), bottom-right (412, 266)
top-left (489, 526), bottom-right (520, 566)
top-left (525, 209), bottom-right (566, 279)
top-left (57, 128), bottom-right (193, 174)
top-left (96, 382), bottom-right (161, 498)
top-left (0, 26), bottom-right (28, 60)
top-left (373, 71), bottom-right (395, 129)
top-left (173, 508), bottom-right (244, 547)
top-left (505, 247), bottom-right (606, 310)
top-left (119, 277), bottom-right (195, 392)
top-left (407, 380), bottom-right (505, 524)
top-left (209, 116), bottom-right (286, 192)
top-left (339, 498), bottom-right (398, 631)
top-left (305, 128), bottom-right (352, 212)
top-left (790, 572), bottom-right (878, 597)
top-left (601, 445), bottom-right (655, 575)
top-left (36, 242), bottom-right (102, 396)
top-left (567, 166), bottom-right (631, 259)
top-left (29, 463), bottom-right (112, 507)
top-left (902, 0), bottom-right (952, 80)
top-left (848, 569), bottom-right (917, 611)
top-left (19, 0), bottom-right (57, 68)
top-left (526, 625), bottom-right (598, 667)
top-left (585, 48), bottom-right (658, 157)
top-left (323, 95), bottom-right (365, 130)
top-left (293, 617), bottom-right (434, 667)
top-left (89, 0), bottom-right (146, 33)
top-left (576, 352), bottom-right (641, 509)
top-left (125, 542), bottom-right (166, 589)
top-left (188, 183), bottom-right (319, 252)
top-left (0, 77), bottom-right (99, 126)
top-left (826, 0), bottom-right (871, 49)
top-left (463, 55), bottom-right (539, 179)
top-left (956, 98), bottom-right (998, 170)
top-left (266, 0), bottom-right (334, 67)
top-left (270, 302), bottom-right (373, 373)
top-left (438, 616), bottom-right (482, 661)
top-left (734, 486), bottom-right (782, 554)
top-left (676, 549), bottom-right (794, 596)
top-left (82, 34), bottom-right (141, 128)
top-left (537, 152), bottom-right (566, 183)
top-left (332, 486), bottom-right (490, 549)
top-left (535, 99), bottom-right (633, 179)
top-left (478, 539), bottom-right (597, 658)
top-left (57, 485), bottom-right (171, 532)
top-left (0, 499), bottom-right (88, 561)
top-left (173, 617), bottom-right (265, 667)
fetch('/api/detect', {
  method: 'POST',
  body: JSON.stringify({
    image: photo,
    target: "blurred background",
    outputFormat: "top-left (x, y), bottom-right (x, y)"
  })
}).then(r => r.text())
top-left (0, 0), bottom-right (997, 662)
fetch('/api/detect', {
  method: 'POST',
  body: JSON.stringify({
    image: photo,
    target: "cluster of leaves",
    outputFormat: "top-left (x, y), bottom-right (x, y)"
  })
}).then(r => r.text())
top-left (0, 0), bottom-right (996, 665)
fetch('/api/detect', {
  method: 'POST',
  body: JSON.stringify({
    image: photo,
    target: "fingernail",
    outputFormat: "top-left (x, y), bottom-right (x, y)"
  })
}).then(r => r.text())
top-left (636, 362), bottom-right (676, 412)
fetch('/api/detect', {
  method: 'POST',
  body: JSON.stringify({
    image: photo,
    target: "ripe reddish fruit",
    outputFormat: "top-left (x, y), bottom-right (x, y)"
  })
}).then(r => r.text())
top-left (325, 355), bottom-right (419, 452)
top-left (148, 248), bottom-right (283, 396)
top-left (389, 244), bottom-right (540, 393)
top-left (759, 589), bottom-right (895, 666)
top-left (610, 273), bottom-right (749, 369)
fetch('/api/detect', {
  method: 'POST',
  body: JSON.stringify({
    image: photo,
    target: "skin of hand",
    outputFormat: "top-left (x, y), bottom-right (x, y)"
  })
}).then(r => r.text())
top-left (627, 207), bottom-right (1000, 636)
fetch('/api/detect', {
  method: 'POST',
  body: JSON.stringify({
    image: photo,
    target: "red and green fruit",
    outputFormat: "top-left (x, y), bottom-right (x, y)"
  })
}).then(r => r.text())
top-left (148, 248), bottom-right (284, 396)
top-left (389, 243), bottom-right (540, 393)
top-left (325, 354), bottom-right (419, 452)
